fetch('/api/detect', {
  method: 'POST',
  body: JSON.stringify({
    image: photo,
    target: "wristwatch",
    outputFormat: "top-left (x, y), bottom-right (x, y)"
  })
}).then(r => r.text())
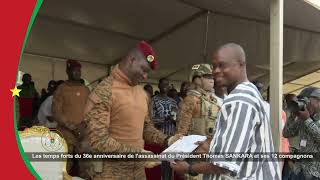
top-left (188, 163), bottom-right (199, 176)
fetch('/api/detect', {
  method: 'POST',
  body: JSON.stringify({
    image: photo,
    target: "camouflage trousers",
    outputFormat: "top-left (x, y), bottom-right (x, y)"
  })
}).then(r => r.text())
top-left (57, 126), bottom-right (91, 179)
top-left (92, 161), bottom-right (146, 180)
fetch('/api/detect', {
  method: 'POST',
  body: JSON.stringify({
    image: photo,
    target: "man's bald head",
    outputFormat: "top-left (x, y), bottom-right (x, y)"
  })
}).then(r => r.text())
top-left (217, 43), bottom-right (246, 65)
top-left (118, 47), bottom-right (152, 86)
top-left (212, 43), bottom-right (248, 93)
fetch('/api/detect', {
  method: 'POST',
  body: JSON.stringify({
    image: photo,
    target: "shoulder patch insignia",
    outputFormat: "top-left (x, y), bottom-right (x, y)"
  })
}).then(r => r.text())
top-left (192, 64), bottom-right (200, 70)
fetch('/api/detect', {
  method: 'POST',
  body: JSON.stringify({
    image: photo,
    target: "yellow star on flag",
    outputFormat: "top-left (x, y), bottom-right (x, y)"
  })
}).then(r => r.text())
top-left (10, 86), bottom-right (22, 97)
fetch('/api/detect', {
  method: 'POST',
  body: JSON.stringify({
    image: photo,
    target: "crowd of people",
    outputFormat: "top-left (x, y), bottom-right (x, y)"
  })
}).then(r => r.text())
top-left (16, 41), bottom-right (320, 180)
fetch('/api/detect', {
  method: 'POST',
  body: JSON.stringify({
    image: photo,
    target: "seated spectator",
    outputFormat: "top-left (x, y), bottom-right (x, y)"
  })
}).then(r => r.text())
top-left (37, 80), bottom-right (63, 128)
top-left (39, 80), bottom-right (57, 105)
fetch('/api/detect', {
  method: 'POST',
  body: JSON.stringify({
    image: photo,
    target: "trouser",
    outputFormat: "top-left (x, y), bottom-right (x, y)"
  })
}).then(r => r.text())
top-left (57, 125), bottom-right (87, 178)
top-left (161, 161), bottom-right (172, 180)
top-left (78, 140), bottom-right (97, 180)
top-left (282, 159), bottom-right (304, 180)
top-left (57, 126), bottom-right (77, 171)
top-left (92, 161), bottom-right (146, 180)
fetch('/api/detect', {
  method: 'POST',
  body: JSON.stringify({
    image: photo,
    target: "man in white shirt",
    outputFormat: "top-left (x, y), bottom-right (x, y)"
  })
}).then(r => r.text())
top-left (37, 95), bottom-right (57, 128)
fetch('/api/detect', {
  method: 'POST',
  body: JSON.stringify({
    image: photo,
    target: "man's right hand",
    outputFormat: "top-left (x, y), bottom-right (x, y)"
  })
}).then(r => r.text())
top-left (194, 138), bottom-right (212, 153)
top-left (141, 149), bottom-right (161, 168)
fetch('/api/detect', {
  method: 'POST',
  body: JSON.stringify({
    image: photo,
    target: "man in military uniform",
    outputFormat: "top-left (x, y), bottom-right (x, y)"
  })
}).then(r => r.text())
top-left (170, 64), bottom-right (220, 180)
top-left (84, 41), bottom-right (175, 180)
top-left (176, 64), bottom-right (220, 137)
top-left (52, 60), bottom-right (90, 176)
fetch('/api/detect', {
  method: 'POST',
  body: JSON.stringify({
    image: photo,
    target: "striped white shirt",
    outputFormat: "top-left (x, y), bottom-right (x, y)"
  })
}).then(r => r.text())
top-left (203, 82), bottom-right (280, 180)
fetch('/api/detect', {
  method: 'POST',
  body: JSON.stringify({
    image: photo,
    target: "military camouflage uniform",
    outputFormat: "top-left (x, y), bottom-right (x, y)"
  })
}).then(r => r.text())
top-left (177, 89), bottom-right (220, 137)
top-left (52, 81), bottom-right (90, 176)
top-left (84, 66), bottom-right (168, 180)
top-left (177, 64), bottom-right (220, 137)
top-left (177, 64), bottom-right (221, 180)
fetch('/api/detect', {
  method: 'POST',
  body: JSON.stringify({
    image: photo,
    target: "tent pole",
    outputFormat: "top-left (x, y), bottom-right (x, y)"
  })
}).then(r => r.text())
top-left (52, 60), bottom-right (55, 80)
top-left (202, 11), bottom-right (210, 63)
top-left (179, 0), bottom-right (320, 35)
top-left (270, 0), bottom-right (283, 152)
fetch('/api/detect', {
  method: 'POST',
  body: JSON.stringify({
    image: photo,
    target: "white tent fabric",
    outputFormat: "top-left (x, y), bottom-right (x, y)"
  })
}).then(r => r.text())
top-left (20, 0), bottom-right (320, 91)
top-left (20, 54), bottom-right (107, 91)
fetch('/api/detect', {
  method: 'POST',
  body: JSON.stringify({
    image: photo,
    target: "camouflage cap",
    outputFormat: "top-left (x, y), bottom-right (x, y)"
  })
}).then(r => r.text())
top-left (189, 64), bottom-right (213, 82)
top-left (310, 88), bottom-right (320, 99)
top-left (297, 87), bottom-right (318, 99)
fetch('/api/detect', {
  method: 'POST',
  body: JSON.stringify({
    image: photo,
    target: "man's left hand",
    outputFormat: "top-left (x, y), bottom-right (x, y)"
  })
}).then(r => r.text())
top-left (144, 161), bottom-right (161, 168)
top-left (170, 160), bottom-right (189, 174)
top-left (194, 138), bottom-right (211, 153)
top-left (296, 108), bottom-right (310, 121)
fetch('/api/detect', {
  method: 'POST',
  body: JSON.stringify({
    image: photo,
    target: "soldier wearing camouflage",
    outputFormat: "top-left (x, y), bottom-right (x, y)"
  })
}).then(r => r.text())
top-left (83, 41), bottom-right (170, 180)
top-left (173, 64), bottom-right (220, 180)
top-left (177, 64), bottom-right (220, 137)
top-left (52, 60), bottom-right (90, 177)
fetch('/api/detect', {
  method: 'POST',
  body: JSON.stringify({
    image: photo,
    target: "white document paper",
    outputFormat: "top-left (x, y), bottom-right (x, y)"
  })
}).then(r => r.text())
top-left (159, 135), bottom-right (207, 162)
top-left (162, 135), bottom-right (207, 153)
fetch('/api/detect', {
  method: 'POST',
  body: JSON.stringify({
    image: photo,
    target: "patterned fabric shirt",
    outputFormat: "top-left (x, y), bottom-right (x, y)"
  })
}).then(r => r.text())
top-left (283, 112), bottom-right (320, 178)
top-left (204, 82), bottom-right (281, 180)
top-left (151, 95), bottom-right (178, 136)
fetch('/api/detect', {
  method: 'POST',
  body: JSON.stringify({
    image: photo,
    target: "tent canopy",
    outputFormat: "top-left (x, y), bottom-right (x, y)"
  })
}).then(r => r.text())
top-left (21, 0), bottom-right (320, 91)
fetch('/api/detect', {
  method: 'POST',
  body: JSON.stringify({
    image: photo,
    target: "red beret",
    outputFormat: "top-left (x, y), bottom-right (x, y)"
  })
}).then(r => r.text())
top-left (137, 41), bottom-right (157, 70)
top-left (66, 59), bottom-right (81, 70)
